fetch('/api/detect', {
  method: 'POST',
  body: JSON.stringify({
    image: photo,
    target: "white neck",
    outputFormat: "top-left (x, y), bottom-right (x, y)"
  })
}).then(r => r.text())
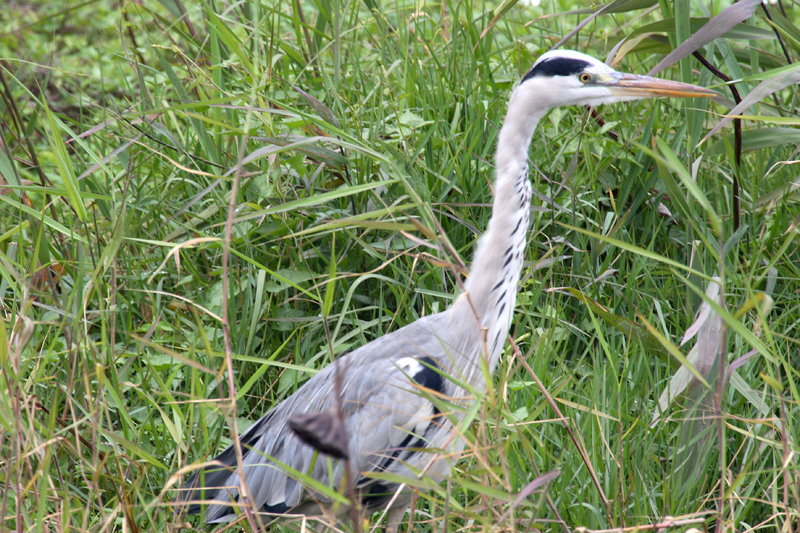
top-left (456, 87), bottom-right (545, 377)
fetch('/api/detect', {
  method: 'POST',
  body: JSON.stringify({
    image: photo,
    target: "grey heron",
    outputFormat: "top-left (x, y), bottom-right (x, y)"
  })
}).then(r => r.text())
top-left (177, 50), bottom-right (715, 531)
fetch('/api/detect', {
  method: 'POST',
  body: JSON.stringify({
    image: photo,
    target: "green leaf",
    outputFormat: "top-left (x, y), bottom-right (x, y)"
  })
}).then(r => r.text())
top-left (648, 0), bottom-right (762, 76)
top-left (559, 222), bottom-right (707, 278)
top-left (728, 115), bottom-right (800, 126)
top-left (760, 372), bottom-right (783, 392)
top-left (638, 314), bottom-right (711, 390)
top-left (702, 64), bottom-right (800, 142)
top-left (0, 194), bottom-right (88, 244)
top-left (0, 141), bottom-right (20, 198)
top-left (238, 180), bottom-right (398, 220)
top-left (255, 137), bottom-right (347, 167)
top-left (323, 231), bottom-right (336, 317)
top-left (292, 85), bottom-right (341, 128)
top-left (760, 4), bottom-right (800, 53)
top-left (154, 0), bottom-right (183, 19)
top-left (237, 333), bottom-right (296, 401)
top-left (551, 0), bottom-right (656, 16)
top-left (652, 139), bottom-right (721, 235)
top-left (706, 128), bottom-right (800, 156)
top-left (154, 48), bottom-right (218, 164)
top-left (566, 288), bottom-right (676, 368)
top-left (204, 7), bottom-right (255, 74)
top-left (265, 268), bottom-right (314, 293)
top-left (42, 100), bottom-right (86, 222)
top-left (629, 18), bottom-right (775, 41)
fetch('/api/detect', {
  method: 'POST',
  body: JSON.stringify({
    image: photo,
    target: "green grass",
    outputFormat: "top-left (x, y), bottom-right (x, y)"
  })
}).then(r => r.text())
top-left (1, 0), bottom-right (799, 532)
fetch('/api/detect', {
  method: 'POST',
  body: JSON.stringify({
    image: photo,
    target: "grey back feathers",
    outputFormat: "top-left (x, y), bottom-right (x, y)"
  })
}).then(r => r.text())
top-left (180, 310), bottom-right (483, 524)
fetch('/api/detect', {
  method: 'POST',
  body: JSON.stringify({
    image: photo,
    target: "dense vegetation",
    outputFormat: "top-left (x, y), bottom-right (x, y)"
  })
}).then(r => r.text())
top-left (1, 0), bottom-right (798, 531)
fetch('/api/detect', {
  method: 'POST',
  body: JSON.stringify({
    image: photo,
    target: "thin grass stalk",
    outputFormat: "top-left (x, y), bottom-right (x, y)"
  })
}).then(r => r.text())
top-left (760, 3), bottom-right (794, 64)
top-left (776, 364), bottom-right (790, 526)
top-left (714, 246), bottom-right (727, 533)
top-left (220, 95), bottom-right (259, 532)
top-left (691, 51), bottom-right (742, 232)
top-left (0, 69), bottom-right (60, 225)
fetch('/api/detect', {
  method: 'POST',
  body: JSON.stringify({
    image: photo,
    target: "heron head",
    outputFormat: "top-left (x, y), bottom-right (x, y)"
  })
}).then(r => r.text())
top-left (512, 50), bottom-right (716, 110)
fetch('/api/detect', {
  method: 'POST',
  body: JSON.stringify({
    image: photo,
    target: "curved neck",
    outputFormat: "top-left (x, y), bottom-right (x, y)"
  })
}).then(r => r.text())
top-left (458, 91), bottom-right (544, 376)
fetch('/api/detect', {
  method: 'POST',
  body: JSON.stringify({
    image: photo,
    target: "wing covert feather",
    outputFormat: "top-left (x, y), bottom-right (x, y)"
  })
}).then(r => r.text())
top-left (196, 312), bottom-right (461, 521)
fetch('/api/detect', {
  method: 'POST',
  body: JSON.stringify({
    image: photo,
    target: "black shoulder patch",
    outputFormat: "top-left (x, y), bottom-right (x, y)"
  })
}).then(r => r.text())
top-left (361, 481), bottom-right (395, 510)
top-left (261, 501), bottom-right (292, 515)
top-left (412, 357), bottom-right (445, 396)
top-left (521, 57), bottom-right (591, 83)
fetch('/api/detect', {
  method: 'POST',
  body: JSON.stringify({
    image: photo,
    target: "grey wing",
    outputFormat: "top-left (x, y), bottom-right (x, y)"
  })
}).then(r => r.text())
top-left (182, 315), bottom-right (454, 522)
top-left (349, 354), bottom-right (453, 511)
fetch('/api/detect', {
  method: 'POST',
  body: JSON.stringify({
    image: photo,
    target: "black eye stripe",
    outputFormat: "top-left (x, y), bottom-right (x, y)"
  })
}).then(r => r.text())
top-left (522, 57), bottom-right (591, 83)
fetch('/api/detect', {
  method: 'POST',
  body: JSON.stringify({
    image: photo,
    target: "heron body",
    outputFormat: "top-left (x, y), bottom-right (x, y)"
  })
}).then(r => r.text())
top-left (179, 50), bottom-right (715, 529)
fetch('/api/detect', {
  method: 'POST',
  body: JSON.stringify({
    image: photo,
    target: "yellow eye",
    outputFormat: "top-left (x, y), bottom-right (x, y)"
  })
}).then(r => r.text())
top-left (579, 73), bottom-right (592, 83)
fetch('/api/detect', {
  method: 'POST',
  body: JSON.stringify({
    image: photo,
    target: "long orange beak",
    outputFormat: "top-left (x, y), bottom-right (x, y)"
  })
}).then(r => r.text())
top-left (605, 73), bottom-right (718, 98)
